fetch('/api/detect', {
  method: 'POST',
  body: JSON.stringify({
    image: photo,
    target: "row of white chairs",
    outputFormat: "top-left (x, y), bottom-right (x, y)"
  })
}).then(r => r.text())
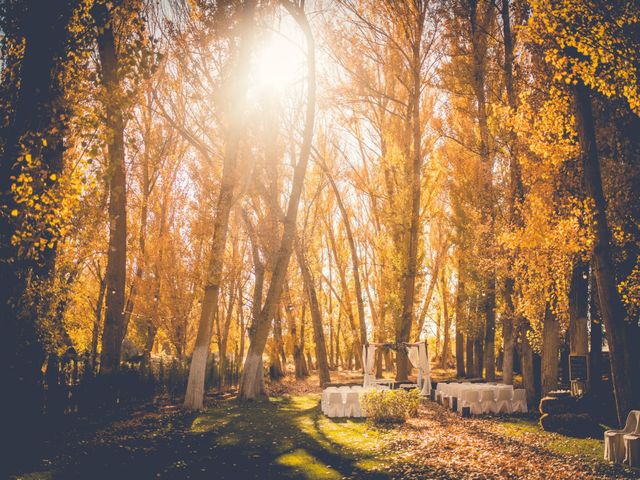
top-left (457, 388), bottom-right (528, 415)
top-left (436, 382), bottom-right (527, 415)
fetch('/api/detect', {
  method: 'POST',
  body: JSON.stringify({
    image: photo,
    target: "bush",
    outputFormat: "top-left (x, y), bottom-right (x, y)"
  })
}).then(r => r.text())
top-left (361, 388), bottom-right (420, 423)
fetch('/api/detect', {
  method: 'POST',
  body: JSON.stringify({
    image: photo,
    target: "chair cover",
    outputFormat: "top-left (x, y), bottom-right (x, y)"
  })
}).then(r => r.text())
top-left (624, 434), bottom-right (640, 467)
top-left (344, 391), bottom-right (363, 418)
top-left (493, 388), bottom-right (512, 414)
top-left (461, 390), bottom-right (482, 415)
top-left (605, 410), bottom-right (640, 463)
top-left (325, 391), bottom-right (345, 418)
top-left (479, 389), bottom-right (495, 414)
top-left (511, 389), bottom-right (528, 413)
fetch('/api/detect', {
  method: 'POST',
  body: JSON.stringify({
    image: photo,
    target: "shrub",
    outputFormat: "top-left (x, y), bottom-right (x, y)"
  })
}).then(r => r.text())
top-left (361, 388), bottom-right (420, 423)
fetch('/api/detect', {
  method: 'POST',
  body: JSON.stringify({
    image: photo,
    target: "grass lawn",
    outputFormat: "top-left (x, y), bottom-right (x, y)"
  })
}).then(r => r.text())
top-left (187, 394), bottom-right (391, 479)
top-left (10, 393), bottom-right (640, 479)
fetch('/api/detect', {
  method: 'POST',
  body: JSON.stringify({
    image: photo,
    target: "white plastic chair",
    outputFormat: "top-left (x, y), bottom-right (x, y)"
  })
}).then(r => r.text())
top-left (511, 389), bottom-right (528, 413)
top-left (493, 388), bottom-right (512, 414)
top-left (460, 390), bottom-right (482, 415)
top-left (344, 391), bottom-right (362, 418)
top-left (605, 411), bottom-right (640, 463)
top-left (479, 389), bottom-right (495, 414)
top-left (325, 391), bottom-right (345, 418)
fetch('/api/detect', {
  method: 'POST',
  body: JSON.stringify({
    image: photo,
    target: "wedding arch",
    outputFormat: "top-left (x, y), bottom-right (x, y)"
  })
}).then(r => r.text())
top-left (361, 341), bottom-right (431, 396)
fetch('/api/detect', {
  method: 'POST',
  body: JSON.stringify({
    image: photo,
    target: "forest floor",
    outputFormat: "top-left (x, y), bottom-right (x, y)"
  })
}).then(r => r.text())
top-left (9, 371), bottom-right (640, 480)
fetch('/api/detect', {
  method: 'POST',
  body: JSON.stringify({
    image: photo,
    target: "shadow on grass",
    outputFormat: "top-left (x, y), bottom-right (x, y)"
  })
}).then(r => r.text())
top-left (37, 394), bottom-right (392, 480)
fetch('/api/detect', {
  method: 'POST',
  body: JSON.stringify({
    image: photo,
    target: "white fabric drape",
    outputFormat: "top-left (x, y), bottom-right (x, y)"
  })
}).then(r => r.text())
top-left (419, 342), bottom-right (431, 396)
top-left (363, 344), bottom-right (377, 388)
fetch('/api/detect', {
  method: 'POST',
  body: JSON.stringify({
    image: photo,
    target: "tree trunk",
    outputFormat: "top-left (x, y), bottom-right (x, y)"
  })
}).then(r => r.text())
top-left (520, 320), bottom-right (536, 405)
top-left (589, 269), bottom-right (602, 393)
top-left (502, 314), bottom-right (514, 385)
top-left (541, 303), bottom-right (560, 395)
top-left (569, 261), bottom-right (589, 358)
top-left (474, 335), bottom-right (483, 378)
top-left (483, 280), bottom-right (496, 382)
top-left (440, 273), bottom-right (451, 369)
top-left (91, 275), bottom-right (106, 373)
top-left (397, 7), bottom-right (426, 382)
top-left (465, 335), bottom-right (474, 378)
top-left (455, 273), bottom-right (466, 377)
top-left (238, 2), bottom-right (315, 400)
top-left (573, 82), bottom-right (637, 425)
top-left (324, 216), bottom-right (363, 367)
top-left (500, 0), bottom-right (524, 388)
top-left (320, 160), bottom-right (368, 350)
top-left (296, 246), bottom-right (331, 387)
top-left (469, 0), bottom-right (497, 385)
top-left (183, 1), bottom-right (255, 410)
top-left (93, 3), bottom-right (128, 376)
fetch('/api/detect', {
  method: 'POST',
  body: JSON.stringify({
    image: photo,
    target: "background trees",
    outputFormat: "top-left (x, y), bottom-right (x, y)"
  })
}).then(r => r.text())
top-left (1, 0), bottom-right (639, 429)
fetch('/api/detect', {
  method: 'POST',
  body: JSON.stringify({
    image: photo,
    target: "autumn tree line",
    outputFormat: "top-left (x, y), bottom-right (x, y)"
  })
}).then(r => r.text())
top-left (2, 0), bottom-right (639, 446)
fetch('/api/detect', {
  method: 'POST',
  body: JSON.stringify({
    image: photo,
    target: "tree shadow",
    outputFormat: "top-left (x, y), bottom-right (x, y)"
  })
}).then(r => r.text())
top-left (37, 395), bottom-right (393, 479)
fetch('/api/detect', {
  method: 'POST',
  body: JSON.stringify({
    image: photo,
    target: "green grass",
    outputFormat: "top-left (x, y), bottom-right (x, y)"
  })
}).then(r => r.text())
top-left (189, 394), bottom-right (392, 479)
top-left (494, 417), bottom-right (605, 463)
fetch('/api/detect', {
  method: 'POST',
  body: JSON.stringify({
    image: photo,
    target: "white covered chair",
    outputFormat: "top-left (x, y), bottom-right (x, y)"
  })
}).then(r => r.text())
top-left (479, 389), bottom-right (495, 414)
top-left (605, 410), bottom-right (640, 463)
top-left (624, 433), bottom-right (640, 467)
top-left (321, 387), bottom-right (338, 414)
top-left (511, 389), bottom-right (528, 413)
top-left (492, 388), bottom-right (512, 414)
top-left (460, 390), bottom-right (482, 415)
top-left (325, 391), bottom-right (345, 418)
top-left (344, 391), bottom-right (363, 418)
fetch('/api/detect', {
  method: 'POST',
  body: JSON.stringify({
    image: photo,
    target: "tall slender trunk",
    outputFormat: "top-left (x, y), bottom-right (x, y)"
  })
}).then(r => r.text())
top-left (573, 82), bottom-right (637, 425)
top-left (455, 272), bottom-right (466, 377)
top-left (123, 142), bottom-right (151, 336)
top-left (465, 335), bottom-right (474, 378)
top-left (470, 0), bottom-right (497, 384)
top-left (94, 3), bottom-right (127, 376)
top-left (474, 334), bottom-right (484, 378)
top-left (541, 302), bottom-right (559, 395)
top-left (440, 272), bottom-right (451, 369)
top-left (324, 216), bottom-right (363, 366)
top-left (520, 320), bottom-right (536, 405)
top-left (500, 0), bottom-right (523, 388)
top-left (397, 6), bottom-right (426, 381)
top-left (91, 275), bottom-right (107, 372)
top-left (569, 261), bottom-right (589, 358)
top-left (296, 246), bottom-right (331, 386)
top-left (218, 279), bottom-right (237, 389)
top-left (416, 246), bottom-right (445, 340)
top-left (589, 269), bottom-right (602, 393)
top-left (183, 0), bottom-right (255, 410)
top-left (320, 161), bottom-right (367, 349)
top-left (238, 2), bottom-right (315, 400)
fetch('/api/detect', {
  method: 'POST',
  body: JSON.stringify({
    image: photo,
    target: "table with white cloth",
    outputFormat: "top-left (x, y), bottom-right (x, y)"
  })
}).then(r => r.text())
top-left (436, 382), bottom-right (514, 413)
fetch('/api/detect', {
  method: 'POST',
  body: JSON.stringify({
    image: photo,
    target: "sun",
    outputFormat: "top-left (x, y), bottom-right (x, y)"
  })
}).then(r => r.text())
top-left (252, 27), bottom-right (305, 95)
